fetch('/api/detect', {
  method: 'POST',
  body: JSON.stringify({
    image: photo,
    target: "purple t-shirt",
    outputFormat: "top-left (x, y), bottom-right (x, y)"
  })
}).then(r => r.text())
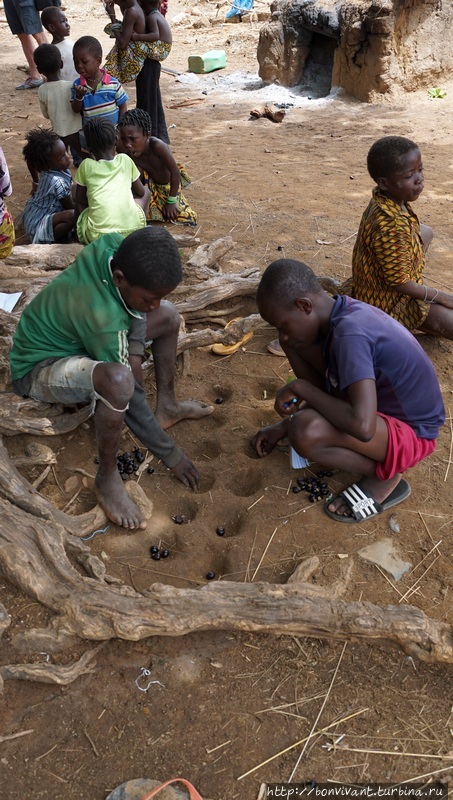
top-left (324, 295), bottom-right (445, 440)
top-left (0, 145), bottom-right (12, 223)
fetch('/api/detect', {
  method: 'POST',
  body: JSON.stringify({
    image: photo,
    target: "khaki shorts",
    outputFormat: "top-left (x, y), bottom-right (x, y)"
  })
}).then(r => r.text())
top-left (29, 356), bottom-right (99, 405)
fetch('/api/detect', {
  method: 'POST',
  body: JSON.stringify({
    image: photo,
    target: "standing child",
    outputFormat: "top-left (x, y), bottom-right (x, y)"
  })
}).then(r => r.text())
top-left (253, 259), bottom-right (445, 524)
top-left (75, 118), bottom-right (149, 243)
top-left (103, 0), bottom-right (153, 84)
top-left (22, 129), bottom-right (74, 244)
top-left (34, 44), bottom-right (83, 162)
top-left (0, 145), bottom-right (15, 258)
top-left (342, 136), bottom-right (453, 339)
top-left (132, 0), bottom-right (172, 63)
top-left (40, 6), bottom-right (78, 82)
top-left (71, 36), bottom-right (128, 127)
top-left (118, 108), bottom-right (197, 225)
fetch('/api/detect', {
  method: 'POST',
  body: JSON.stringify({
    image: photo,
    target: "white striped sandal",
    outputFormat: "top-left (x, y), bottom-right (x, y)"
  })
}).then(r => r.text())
top-left (325, 479), bottom-right (411, 523)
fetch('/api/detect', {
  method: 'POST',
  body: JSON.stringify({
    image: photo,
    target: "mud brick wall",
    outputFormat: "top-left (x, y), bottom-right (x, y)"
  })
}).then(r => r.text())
top-left (257, 0), bottom-right (449, 102)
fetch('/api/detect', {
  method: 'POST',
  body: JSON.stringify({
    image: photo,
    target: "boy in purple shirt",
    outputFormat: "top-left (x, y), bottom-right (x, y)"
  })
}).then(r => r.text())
top-left (252, 259), bottom-right (445, 523)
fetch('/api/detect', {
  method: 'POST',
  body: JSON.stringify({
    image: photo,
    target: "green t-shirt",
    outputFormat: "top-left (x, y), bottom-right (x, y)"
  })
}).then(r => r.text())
top-left (10, 233), bottom-right (144, 381)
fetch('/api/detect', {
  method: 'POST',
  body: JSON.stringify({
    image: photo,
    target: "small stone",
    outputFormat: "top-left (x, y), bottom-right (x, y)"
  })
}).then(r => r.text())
top-left (206, 571), bottom-right (216, 580)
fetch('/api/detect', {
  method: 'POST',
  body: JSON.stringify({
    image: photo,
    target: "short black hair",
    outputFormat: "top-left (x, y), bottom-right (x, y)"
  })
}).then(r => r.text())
top-left (23, 128), bottom-right (61, 172)
top-left (33, 43), bottom-right (61, 75)
top-left (40, 6), bottom-right (63, 30)
top-left (83, 118), bottom-right (116, 154)
top-left (257, 259), bottom-right (322, 310)
top-left (367, 136), bottom-right (419, 183)
top-left (118, 108), bottom-right (152, 137)
top-left (112, 228), bottom-right (183, 291)
top-left (73, 35), bottom-right (102, 60)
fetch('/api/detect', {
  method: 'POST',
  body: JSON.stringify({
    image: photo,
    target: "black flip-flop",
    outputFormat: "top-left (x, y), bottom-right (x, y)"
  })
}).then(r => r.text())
top-left (325, 478), bottom-right (411, 524)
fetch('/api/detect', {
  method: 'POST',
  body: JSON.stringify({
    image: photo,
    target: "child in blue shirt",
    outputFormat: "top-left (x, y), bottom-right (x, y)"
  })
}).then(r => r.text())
top-left (252, 259), bottom-right (445, 524)
top-left (71, 35), bottom-right (128, 127)
top-left (22, 128), bottom-right (74, 244)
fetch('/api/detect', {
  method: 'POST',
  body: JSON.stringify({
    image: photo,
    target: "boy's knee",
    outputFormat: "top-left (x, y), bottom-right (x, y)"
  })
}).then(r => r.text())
top-left (289, 411), bottom-right (325, 458)
top-left (93, 362), bottom-right (135, 402)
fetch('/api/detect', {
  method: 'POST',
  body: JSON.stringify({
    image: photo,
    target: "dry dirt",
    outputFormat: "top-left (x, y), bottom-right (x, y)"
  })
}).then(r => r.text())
top-left (0, 2), bottom-right (452, 799)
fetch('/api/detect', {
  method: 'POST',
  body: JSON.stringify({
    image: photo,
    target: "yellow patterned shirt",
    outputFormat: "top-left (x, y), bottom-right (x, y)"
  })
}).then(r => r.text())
top-left (342, 188), bottom-right (430, 331)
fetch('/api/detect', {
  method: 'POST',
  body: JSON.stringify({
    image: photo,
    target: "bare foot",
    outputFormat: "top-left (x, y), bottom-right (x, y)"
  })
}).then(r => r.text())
top-left (95, 470), bottom-right (147, 530)
top-left (156, 400), bottom-right (214, 430)
top-left (327, 473), bottom-right (402, 518)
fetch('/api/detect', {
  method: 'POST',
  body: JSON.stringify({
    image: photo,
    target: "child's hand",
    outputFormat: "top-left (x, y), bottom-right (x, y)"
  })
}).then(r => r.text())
top-left (274, 382), bottom-right (303, 417)
top-left (74, 85), bottom-right (88, 98)
top-left (163, 201), bottom-right (180, 221)
top-left (130, 31), bottom-right (138, 42)
top-left (252, 421), bottom-right (288, 458)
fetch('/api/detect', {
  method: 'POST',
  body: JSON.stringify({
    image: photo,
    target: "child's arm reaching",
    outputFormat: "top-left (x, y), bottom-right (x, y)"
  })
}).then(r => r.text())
top-left (152, 139), bottom-right (181, 221)
top-left (393, 280), bottom-right (453, 310)
top-left (74, 184), bottom-right (88, 225)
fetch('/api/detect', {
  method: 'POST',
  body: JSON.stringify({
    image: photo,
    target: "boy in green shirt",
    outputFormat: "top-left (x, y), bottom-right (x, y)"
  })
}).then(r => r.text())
top-left (10, 227), bottom-right (213, 530)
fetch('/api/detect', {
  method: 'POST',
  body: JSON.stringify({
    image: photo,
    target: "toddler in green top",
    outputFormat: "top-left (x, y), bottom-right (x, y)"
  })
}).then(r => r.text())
top-left (74, 117), bottom-right (150, 244)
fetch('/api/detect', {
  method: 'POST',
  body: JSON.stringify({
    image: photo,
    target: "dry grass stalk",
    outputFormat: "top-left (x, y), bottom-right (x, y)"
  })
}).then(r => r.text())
top-left (398, 557), bottom-right (440, 604)
top-left (288, 641), bottom-right (348, 781)
top-left (0, 729), bottom-right (34, 743)
top-left (251, 527), bottom-right (278, 581)
top-left (237, 707), bottom-right (368, 780)
top-left (332, 744), bottom-right (453, 760)
top-left (444, 408), bottom-right (452, 482)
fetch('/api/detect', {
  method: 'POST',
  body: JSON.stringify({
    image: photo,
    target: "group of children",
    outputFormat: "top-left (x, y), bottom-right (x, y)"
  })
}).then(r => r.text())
top-left (2, 6), bottom-right (452, 526)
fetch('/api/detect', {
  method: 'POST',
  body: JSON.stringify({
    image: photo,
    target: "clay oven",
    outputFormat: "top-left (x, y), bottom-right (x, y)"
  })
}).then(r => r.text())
top-left (257, 0), bottom-right (448, 102)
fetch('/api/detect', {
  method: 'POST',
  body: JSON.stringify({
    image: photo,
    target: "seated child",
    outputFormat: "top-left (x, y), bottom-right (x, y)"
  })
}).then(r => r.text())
top-left (10, 227), bottom-right (213, 529)
top-left (22, 128), bottom-right (74, 244)
top-left (0, 145), bottom-right (14, 258)
top-left (118, 108), bottom-right (197, 225)
top-left (253, 259), bottom-right (445, 524)
top-left (34, 44), bottom-right (83, 163)
top-left (132, 0), bottom-right (172, 62)
top-left (103, 0), bottom-right (160, 83)
top-left (40, 6), bottom-right (78, 82)
top-left (75, 117), bottom-right (149, 243)
top-left (341, 136), bottom-right (453, 339)
top-left (71, 36), bottom-right (128, 127)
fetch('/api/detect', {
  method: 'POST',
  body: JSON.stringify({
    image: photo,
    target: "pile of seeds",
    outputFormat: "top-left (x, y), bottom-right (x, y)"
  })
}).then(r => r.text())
top-left (114, 448), bottom-right (151, 478)
top-left (150, 545), bottom-right (170, 560)
top-left (292, 469), bottom-right (334, 502)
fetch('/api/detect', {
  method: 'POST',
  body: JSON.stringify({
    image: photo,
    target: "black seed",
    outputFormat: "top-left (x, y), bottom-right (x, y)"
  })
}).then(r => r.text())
top-left (147, 466), bottom-right (154, 474)
top-left (206, 571), bottom-right (216, 580)
top-left (320, 482), bottom-right (328, 489)
top-left (215, 397), bottom-right (224, 405)
top-left (123, 452), bottom-right (131, 460)
top-left (292, 485), bottom-right (301, 493)
top-left (321, 489), bottom-right (330, 497)
top-left (150, 545), bottom-right (159, 554)
top-left (309, 494), bottom-right (316, 503)
top-left (126, 464), bottom-right (135, 474)
top-left (277, 245), bottom-right (283, 251)
top-left (172, 514), bottom-right (187, 525)
top-left (297, 479), bottom-right (306, 488)
top-left (161, 549), bottom-right (170, 558)
top-left (317, 470), bottom-right (324, 478)
top-left (118, 465), bottom-right (125, 474)
top-left (325, 470), bottom-right (333, 477)
top-left (136, 451), bottom-right (145, 463)
top-left (94, 456), bottom-right (100, 464)
top-left (152, 552), bottom-right (161, 560)
top-left (216, 527), bottom-right (225, 536)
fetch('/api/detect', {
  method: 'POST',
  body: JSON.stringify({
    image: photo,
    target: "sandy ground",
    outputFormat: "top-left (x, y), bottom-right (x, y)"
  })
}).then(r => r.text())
top-left (0, 2), bottom-right (452, 799)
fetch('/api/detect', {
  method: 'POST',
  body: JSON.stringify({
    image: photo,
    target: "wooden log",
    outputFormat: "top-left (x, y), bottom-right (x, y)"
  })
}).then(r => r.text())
top-left (184, 236), bottom-right (235, 281)
top-left (0, 394), bottom-right (92, 436)
top-left (3, 243), bottom-right (83, 269)
top-left (0, 647), bottom-right (101, 690)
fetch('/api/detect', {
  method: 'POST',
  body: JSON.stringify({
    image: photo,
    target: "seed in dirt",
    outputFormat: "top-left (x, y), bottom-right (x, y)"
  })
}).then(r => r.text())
top-left (147, 466), bottom-right (154, 474)
top-left (161, 549), bottom-right (170, 558)
top-left (216, 527), bottom-right (225, 536)
top-left (206, 571), bottom-right (216, 580)
top-left (292, 485), bottom-right (300, 493)
top-left (135, 449), bottom-right (145, 463)
top-left (215, 397), bottom-right (224, 405)
top-left (94, 456), bottom-right (100, 464)
top-left (325, 470), bottom-right (334, 477)
top-left (309, 494), bottom-right (316, 503)
top-left (152, 552), bottom-right (161, 561)
top-left (172, 514), bottom-right (187, 524)
top-left (150, 545), bottom-right (158, 554)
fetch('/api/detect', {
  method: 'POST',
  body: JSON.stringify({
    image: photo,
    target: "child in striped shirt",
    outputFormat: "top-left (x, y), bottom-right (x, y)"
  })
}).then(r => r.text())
top-left (71, 36), bottom-right (128, 127)
top-left (22, 129), bottom-right (75, 244)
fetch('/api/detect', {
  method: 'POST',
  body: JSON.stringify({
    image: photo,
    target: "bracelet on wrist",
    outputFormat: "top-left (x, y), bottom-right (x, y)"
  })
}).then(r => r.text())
top-left (428, 288), bottom-right (439, 304)
top-left (166, 196), bottom-right (178, 204)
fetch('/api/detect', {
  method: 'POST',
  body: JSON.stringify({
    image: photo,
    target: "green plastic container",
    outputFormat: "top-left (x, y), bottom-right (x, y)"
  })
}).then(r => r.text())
top-left (188, 49), bottom-right (227, 74)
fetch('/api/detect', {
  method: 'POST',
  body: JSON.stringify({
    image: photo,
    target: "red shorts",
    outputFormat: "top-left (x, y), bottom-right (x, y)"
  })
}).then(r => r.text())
top-left (376, 413), bottom-right (436, 481)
